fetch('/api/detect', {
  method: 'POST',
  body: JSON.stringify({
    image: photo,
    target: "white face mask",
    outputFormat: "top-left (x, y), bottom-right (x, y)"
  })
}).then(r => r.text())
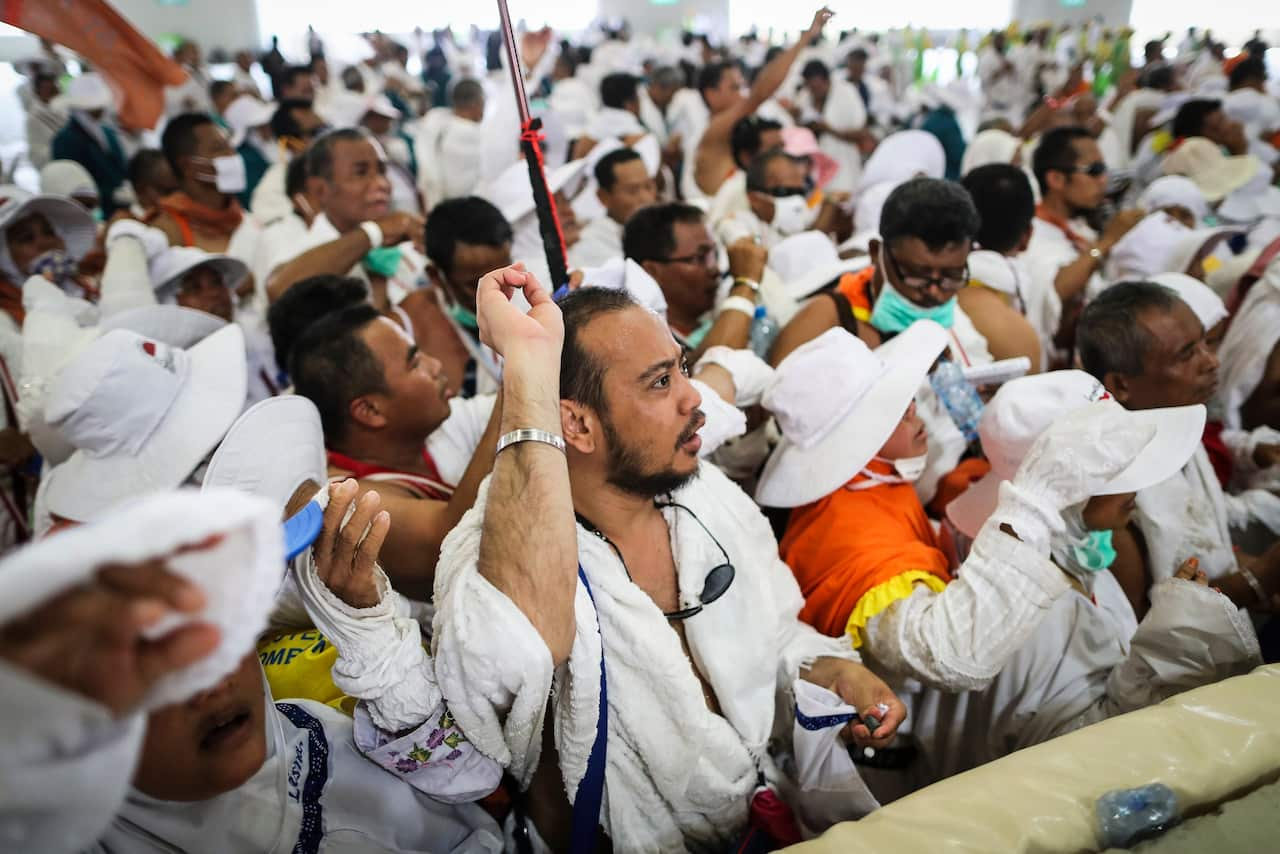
top-left (844, 453), bottom-right (929, 490)
top-left (771, 194), bottom-right (819, 236)
top-left (195, 154), bottom-right (248, 194)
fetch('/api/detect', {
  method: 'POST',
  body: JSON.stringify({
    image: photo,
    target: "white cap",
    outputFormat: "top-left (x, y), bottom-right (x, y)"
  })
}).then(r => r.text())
top-left (203, 395), bottom-right (327, 511)
top-left (223, 95), bottom-right (277, 148)
top-left (1151, 272), bottom-right (1228, 330)
top-left (100, 304), bottom-right (227, 347)
top-left (0, 186), bottom-right (97, 281)
top-left (1162, 138), bottom-right (1262, 202)
top-left (149, 246), bottom-right (249, 303)
top-left (770, 230), bottom-right (871, 301)
top-left (946, 370), bottom-right (1206, 537)
top-left (1138, 175), bottom-right (1209, 224)
top-left (63, 72), bottom-right (113, 112)
top-left (42, 325), bottom-right (248, 522)
top-left (755, 320), bottom-right (950, 508)
top-left (1105, 212), bottom-right (1192, 281)
top-left (38, 160), bottom-right (98, 203)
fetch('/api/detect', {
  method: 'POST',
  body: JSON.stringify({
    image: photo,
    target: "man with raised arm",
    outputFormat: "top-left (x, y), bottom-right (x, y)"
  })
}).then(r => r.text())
top-left (692, 8), bottom-right (835, 198)
top-left (433, 272), bottom-right (904, 850)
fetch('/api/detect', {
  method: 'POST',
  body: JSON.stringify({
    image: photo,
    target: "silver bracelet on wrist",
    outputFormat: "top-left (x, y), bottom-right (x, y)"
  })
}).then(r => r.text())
top-left (1240, 565), bottom-right (1268, 606)
top-left (496, 428), bottom-right (566, 456)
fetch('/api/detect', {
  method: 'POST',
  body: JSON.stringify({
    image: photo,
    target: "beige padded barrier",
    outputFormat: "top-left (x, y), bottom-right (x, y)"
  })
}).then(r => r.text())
top-left (786, 665), bottom-right (1280, 854)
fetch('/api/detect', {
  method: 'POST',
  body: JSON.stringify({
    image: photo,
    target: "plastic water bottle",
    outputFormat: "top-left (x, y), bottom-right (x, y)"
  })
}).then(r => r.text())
top-left (1096, 783), bottom-right (1181, 848)
top-left (929, 359), bottom-right (984, 443)
top-left (750, 306), bottom-right (780, 360)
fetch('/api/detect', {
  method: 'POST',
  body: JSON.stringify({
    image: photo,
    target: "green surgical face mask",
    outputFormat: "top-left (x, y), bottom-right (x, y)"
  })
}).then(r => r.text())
top-left (362, 245), bottom-right (402, 278)
top-left (1071, 529), bottom-right (1117, 572)
top-left (448, 302), bottom-right (479, 332)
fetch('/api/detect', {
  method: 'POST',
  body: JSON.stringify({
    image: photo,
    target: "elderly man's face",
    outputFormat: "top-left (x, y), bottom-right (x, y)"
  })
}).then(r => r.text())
top-left (578, 306), bottom-right (705, 496)
top-left (313, 138), bottom-right (391, 231)
top-left (1114, 301), bottom-right (1220, 409)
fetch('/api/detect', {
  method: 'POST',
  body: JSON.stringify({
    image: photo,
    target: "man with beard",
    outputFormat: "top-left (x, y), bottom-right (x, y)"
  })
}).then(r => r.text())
top-left (1024, 126), bottom-right (1144, 365)
top-left (432, 277), bottom-right (906, 850)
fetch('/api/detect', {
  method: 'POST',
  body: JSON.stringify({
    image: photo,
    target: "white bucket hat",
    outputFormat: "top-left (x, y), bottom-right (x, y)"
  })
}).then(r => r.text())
top-left (1217, 165), bottom-right (1280, 224)
top-left (0, 186), bottom-right (98, 281)
top-left (42, 324), bottom-right (248, 523)
top-left (755, 320), bottom-right (950, 508)
top-left (63, 72), bottom-right (113, 112)
top-left (770, 230), bottom-right (870, 301)
top-left (484, 156), bottom-right (590, 227)
top-left (1104, 211), bottom-right (1192, 281)
top-left (946, 371), bottom-right (1206, 538)
top-left (149, 246), bottom-right (249, 303)
top-left (1137, 175), bottom-right (1209, 224)
top-left (1151, 272), bottom-right (1228, 330)
top-left (38, 160), bottom-right (99, 203)
top-left (581, 256), bottom-right (668, 316)
top-left (223, 95), bottom-right (277, 148)
top-left (1162, 138), bottom-right (1262, 202)
top-left (100, 304), bottom-right (227, 346)
top-left (203, 395), bottom-right (327, 512)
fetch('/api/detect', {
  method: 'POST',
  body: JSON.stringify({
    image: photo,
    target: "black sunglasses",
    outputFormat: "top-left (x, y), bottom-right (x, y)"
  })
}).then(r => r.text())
top-left (1068, 161), bottom-right (1107, 178)
top-left (577, 500), bottom-right (736, 620)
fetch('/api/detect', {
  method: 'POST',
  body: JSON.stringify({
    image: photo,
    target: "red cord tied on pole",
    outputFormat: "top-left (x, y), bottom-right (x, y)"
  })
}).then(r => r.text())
top-left (497, 0), bottom-right (569, 294)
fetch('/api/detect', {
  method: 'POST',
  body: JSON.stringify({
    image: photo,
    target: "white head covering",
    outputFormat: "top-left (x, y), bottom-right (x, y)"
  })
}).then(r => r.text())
top-left (579, 257), bottom-right (668, 317)
top-left (42, 325), bottom-right (248, 522)
top-left (946, 371), bottom-right (1206, 538)
top-left (856, 130), bottom-right (945, 195)
top-left (38, 160), bottom-right (99, 203)
top-left (149, 246), bottom-right (249, 303)
top-left (1138, 175), bottom-right (1209, 224)
top-left (769, 230), bottom-right (870, 301)
top-left (1151, 271), bottom-right (1228, 330)
top-left (961, 129), bottom-right (1022, 176)
top-left (1162, 138), bottom-right (1262, 202)
top-left (1217, 165), bottom-right (1280, 224)
top-left (0, 185), bottom-right (97, 281)
top-left (755, 321), bottom-right (950, 507)
top-left (841, 179), bottom-right (899, 253)
top-left (223, 95), bottom-right (277, 148)
top-left (63, 72), bottom-right (113, 112)
top-left (1105, 212), bottom-right (1193, 281)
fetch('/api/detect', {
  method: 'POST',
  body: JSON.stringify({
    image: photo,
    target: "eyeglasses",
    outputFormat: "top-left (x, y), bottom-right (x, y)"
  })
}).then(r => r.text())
top-left (883, 244), bottom-right (969, 296)
top-left (657, 246), bottom-right (718, 267)
top-left (1067, 161), bottom-right (1107, 178)
top-left (576, 500), bottom-right (736, 621)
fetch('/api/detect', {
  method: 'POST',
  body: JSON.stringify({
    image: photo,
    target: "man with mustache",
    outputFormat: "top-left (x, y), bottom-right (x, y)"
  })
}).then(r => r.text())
top-left (432, 275), bottom-right (906, 850)
top-left (1078, 281), bottom-right (1280, 618)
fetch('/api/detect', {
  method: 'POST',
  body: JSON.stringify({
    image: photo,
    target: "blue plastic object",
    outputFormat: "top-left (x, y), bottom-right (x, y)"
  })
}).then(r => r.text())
top-left (749, 306), bottom-right (779, 360)
top-left (1096, 783), bottom-right (1181, 848)
top-left (929, 359), bottom-right (984, 443)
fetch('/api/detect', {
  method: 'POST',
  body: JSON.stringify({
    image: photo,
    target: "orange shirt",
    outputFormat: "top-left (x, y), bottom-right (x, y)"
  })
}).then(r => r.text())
top-left (835, 265), bottom-right (876, 323)
top-left (780, 461), bottom-right (951, 643)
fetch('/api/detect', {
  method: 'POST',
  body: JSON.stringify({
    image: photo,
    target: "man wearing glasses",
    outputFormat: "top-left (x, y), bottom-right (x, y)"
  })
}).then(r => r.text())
top-left (433, 270), bottom-right (905, 851)
top-left (623, 201), bottom-right (768, 356)
top-left (772, 177), bottom-right (989, 367)
top-left (1025, 126), bottom-right (1145, 368)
